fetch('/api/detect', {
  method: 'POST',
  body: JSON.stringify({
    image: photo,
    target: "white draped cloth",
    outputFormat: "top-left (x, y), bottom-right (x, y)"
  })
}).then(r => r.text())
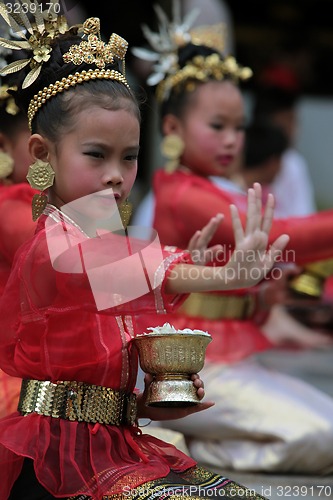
top-left (161, 359), bottom-right (333, 474)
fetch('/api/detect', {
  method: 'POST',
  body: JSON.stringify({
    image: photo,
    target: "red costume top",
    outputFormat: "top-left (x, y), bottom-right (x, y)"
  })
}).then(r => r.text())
top-left (0, 183), bottom-right (37, 418)
top-left (0, 206), bottom-right (195, 499)
top-left (0, 183), bottom-right (36, 295)
top-left (145, 169), bottom-right (333, 363)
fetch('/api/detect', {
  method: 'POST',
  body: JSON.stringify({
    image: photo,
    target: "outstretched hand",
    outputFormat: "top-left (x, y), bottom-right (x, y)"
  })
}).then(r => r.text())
top-left (136, 374), bottom-right (214, 422)
top-left (224, 183), bottom-right (290, 288)
top-left (166, 183), bottom-right (290, 294)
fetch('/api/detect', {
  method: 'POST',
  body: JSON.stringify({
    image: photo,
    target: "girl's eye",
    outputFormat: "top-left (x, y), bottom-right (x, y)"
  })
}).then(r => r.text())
top-left (84, 151), bottom-right (104, 159)
top-left (211, 123), bottom-right (224, 130)
top-left (125, 154), bottom-right (138, 161)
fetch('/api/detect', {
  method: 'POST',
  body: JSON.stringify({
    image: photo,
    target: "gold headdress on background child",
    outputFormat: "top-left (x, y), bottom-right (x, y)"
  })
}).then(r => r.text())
top-left (0, 0), bottom-right (130, 219)
top-left (132, 0), bottom-right (252, 103)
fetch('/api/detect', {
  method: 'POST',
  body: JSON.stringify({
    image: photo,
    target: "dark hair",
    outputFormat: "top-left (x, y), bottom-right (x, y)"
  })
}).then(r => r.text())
top-left (0, 99), bottom-right (27, 138)
top-left (252, 85), bottom-right (299, 118)
top-left (244, 119), bottom-right (288, 169)
top-left (12, 34), bottom-right (141, 141)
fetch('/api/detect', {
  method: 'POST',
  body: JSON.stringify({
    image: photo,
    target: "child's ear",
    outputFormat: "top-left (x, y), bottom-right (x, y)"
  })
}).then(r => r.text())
top-left (162, 113), bottom-right (183, 137)
top-left (29, 134), bottom-right (51, 162)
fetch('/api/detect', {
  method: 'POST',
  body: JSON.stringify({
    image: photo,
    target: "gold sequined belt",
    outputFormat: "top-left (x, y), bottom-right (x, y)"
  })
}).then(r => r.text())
top-left (179, 292), bottom-right (256, 320)
top-left (18, 379), bottom-right (137, 426)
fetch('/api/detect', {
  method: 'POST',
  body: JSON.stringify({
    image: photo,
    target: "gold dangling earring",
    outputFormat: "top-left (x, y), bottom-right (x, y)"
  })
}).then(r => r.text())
top-left (119, 199), bottom-right (132, 228)
top-left (26, 159), bottom-right (55, 221)
top-left (0, 152), bottom-right (14, 182)
top-left (160, 134), bottom-right (184, 173)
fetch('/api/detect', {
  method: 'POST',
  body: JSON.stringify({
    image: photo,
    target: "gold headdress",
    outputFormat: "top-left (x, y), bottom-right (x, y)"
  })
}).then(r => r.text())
top-left (132, 0), bottom-right (252, 102)
top-left (0, 17), bottom-right (19, 115)
top-left (0, 1), bottom-right (129, 129)
top-left (0, 83), bottom-right (19, 114)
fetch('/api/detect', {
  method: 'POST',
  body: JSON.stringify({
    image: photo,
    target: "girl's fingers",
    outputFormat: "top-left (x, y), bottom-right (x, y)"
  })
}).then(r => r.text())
top-left (253, 182), bottom-right (263, 230)
top-left (207, 244), bottom-right (224, 262)
top-left (188, 230), bottom-right (201, 252)
top-left (230, 204), bottom-right (244, 246)
top-left (189, 215), bottom-right (224, 254)
top-left (262, 193), bottom-right (275, 234)
top-left (198, 214), bottom-right (224, 246)
top-left (270, 234), bottom-right (290, 255)
top-left (263, 234), bottom-right (290, 268)
top-left (244, 188), bottom-right (257, 235)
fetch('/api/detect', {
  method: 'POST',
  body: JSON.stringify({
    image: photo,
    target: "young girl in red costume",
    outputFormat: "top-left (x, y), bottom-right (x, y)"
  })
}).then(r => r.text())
top-left (0, 3), bottom-right (288, 499)
top-left (133, 1), bottom-right (333, 475)
top-left (0, 31), bottom-right (36, 417)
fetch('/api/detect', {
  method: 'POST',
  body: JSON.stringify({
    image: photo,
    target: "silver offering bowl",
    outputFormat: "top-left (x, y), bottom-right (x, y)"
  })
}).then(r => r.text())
top-left (133, 332), bottom-right (212, 407)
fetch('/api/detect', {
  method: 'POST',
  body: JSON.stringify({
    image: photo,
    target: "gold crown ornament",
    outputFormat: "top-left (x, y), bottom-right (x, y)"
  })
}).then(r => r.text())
top-left (0, 2), bottom-right (130, 129)
top-left (132, 0), bottom-right (252, 102)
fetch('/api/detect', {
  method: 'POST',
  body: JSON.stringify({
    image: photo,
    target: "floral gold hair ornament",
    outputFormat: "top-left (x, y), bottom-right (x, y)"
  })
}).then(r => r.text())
top-left (157, 53), bottom-right (253, 103)
top-left (132, 0), bottom-right (252, 102)
top-left (0, 0), bottom-right (74, 88)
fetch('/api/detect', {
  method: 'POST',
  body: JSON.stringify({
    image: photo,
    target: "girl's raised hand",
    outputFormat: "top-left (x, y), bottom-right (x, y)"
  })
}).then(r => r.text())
top-left (224, 183), bottom-right (290, 288)
top-left (166, 183), bottom-right (289, 294)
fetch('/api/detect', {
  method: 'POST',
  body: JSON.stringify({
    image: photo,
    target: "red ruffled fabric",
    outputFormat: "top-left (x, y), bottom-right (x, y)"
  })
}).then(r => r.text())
top-left (0, 414), bottom-right (194, 498)
top-left (0, 207), bottom-right (194, 499)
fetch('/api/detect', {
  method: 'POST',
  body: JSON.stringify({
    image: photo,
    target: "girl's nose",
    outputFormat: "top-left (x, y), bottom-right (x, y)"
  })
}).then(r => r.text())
top-left (224, 129), bottom-right (238, 145)
top-left (102, 165), bottom-right (123, 186)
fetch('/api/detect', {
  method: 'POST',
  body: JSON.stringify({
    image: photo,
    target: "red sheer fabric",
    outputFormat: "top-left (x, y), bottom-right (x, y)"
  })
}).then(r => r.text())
top-left (0, 183), bottom-right (37, 295)
top-left (0, 370), bottom-right (21, 418)
top-left (152, 169), bottom-right (333, 362)
top-left (0, 183), bottom-right (37, 419)
top-left (0, 206), bottom-right (195, 499)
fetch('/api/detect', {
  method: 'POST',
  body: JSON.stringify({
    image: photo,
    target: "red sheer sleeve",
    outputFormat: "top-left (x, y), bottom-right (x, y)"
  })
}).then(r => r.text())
top-left (0, 210), bottom-right (191, 379)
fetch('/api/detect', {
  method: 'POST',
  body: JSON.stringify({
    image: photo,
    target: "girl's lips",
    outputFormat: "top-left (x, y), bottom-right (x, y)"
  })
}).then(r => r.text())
top-left (217, 155), bottom-right (234, 166)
